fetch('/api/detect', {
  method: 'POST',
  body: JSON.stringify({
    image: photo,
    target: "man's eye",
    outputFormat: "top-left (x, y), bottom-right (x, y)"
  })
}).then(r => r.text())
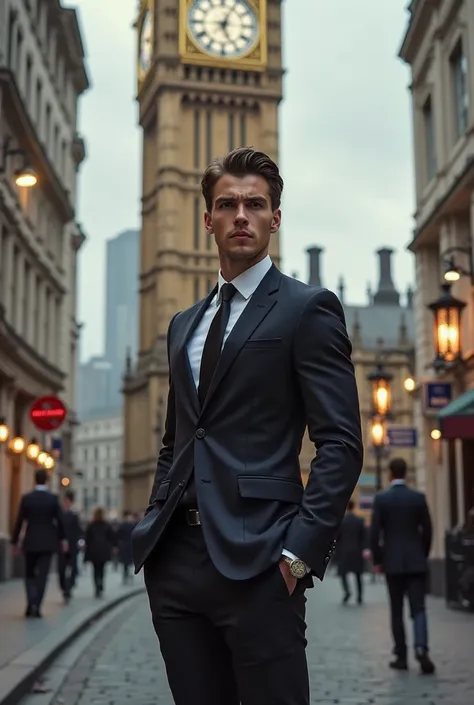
top-left (219, 201), bottom-right (234, 208)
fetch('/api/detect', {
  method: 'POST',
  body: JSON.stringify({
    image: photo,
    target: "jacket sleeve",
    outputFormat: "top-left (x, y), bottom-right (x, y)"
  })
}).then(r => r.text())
top-left (147, 312), bottom-right (180, 507)
top-left (283, 289), bottom-right (363, 578)
top-left (11, 496), bottom-right (26, 545)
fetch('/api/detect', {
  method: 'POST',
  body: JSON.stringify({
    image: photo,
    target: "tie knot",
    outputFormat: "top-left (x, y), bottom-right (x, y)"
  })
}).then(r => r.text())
top-left (220, 283), bottom-right (236, 303)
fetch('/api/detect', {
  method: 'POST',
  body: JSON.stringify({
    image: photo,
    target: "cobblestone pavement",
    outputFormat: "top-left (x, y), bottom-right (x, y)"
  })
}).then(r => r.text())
top-left (23, 575), bottom-right (474, 705)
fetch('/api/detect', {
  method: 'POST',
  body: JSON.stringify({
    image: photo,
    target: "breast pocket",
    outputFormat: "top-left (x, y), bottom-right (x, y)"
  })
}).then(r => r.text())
top-left (243, 337), bottom-right (282, 351)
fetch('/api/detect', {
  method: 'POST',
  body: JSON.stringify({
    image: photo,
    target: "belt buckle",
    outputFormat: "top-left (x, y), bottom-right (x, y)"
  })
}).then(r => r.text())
top-left (187, 509), bottom-right (201, 526)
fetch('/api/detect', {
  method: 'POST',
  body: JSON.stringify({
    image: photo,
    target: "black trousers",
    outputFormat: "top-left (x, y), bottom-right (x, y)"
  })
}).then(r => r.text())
top-left (24, 551), bottom-right (52, 610)
top-left (92, 562), bottom-right (106, 593)
top-left (340, 572), bottom-right (363, 601)
top-left (385, 573), bottom-right (429, 657)
top-left (58, 551), bottom-right (78, 596)
top-left (144, 519), bottom-right (309, 705)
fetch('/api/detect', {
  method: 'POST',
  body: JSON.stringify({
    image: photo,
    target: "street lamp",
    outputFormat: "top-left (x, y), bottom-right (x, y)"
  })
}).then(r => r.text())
top-left (26, 438), bottom-right (41, 462)
top-left (368, 364), bottom-right (393, 416)
top-left (43, 455), bottom-right (55, 470)
top-left (441, 246), bottom-right (473, 284)
top-left (427, 283), bottom-right (466, 368)
top-left (0, 136), bottom-right (38, 188)
top-left (37, 451), bottom-right (48, 466)
top-left (8, 436), bottom-right (25, 454)
top-left (0, 417), bottom-right (9, 444)
top-left (370, 417), bottom-right (386, 491)
top-left (403, 376), bottom-right (416, 392)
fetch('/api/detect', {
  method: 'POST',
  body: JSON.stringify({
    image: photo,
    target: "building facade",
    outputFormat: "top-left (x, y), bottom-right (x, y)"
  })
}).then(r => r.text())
top-left (74, 413), bottom-right (123, 520)
top-left (77, 229), bottom-right (139, 420)
top-left (400, 0), bottom-right (474, 594)
top-left (123, 0), bottom-right (283, 510)
top-left (299, 247), bottom-right (416, 519)
top-left (0, 0), bottom-right (89, 579)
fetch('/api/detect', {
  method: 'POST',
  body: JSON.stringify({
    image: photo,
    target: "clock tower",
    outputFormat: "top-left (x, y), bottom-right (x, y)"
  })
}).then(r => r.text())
top-left (123, 0), bottom-right (284, 511)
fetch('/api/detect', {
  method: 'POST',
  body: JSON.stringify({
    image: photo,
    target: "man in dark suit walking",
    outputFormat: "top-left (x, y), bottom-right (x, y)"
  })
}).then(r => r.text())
top-left (11, 468), bottom-right (67, 617)
top-left (57, 490), bottom-right (82, 601)
top-left (370, 457), bottom-right (435, 674)
top-left (132, 147), bottom-right (363, 705)
top-left (337, 499), bottom-right (366, 604)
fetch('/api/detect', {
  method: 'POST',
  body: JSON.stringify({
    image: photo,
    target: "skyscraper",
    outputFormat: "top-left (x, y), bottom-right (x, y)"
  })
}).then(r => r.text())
top-left (78, 229), bottom-right (139, 419)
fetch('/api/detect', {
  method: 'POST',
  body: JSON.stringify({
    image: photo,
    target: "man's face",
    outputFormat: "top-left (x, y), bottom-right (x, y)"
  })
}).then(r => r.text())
top-left (204, 173), bottom-right (281, 264)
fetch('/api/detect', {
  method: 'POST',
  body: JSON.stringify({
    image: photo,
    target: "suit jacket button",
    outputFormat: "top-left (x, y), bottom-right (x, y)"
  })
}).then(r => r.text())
top-left (196, 428), bottom-right (205, 439)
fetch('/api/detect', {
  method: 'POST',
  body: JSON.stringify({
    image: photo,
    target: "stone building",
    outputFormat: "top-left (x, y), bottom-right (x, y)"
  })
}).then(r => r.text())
top-left (123, 0), bottom-right (283, 510)
top-left (74, 413), bottom-right (124, 521)
top-left (399, 0), bottom-right (474, 594)
top-left (0, 0), bottom-right (89, 579)
top-left (299, 247), bottom-right (416, 519)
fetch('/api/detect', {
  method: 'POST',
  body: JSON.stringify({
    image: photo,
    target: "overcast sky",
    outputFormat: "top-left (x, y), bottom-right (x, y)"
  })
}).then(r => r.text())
top-left (74, 0), bottom-right (415, 361)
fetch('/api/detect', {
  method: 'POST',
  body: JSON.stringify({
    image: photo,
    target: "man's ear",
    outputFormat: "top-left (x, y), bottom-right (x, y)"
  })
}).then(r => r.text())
top-left (270, 209), bottom-right (281, 233)
top-left (204, 211), bottom-right (213, 233)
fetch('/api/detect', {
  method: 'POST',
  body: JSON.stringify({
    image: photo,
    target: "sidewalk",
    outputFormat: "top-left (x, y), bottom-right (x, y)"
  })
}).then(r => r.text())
top-left (0, 561), bottom-right (144, 705)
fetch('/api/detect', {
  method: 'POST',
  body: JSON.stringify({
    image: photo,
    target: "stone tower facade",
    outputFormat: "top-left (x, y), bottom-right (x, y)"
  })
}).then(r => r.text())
top-left (123, 0), bottom-right (283, 510)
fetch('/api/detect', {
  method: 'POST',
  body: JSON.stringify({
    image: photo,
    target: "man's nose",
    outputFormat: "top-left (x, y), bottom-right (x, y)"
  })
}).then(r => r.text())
top-left (234, 205), bottom-right (249, 223)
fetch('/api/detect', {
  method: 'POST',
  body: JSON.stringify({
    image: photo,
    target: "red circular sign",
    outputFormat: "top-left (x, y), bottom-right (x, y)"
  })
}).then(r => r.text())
top-left (30, 396), bottom-right (67, 432)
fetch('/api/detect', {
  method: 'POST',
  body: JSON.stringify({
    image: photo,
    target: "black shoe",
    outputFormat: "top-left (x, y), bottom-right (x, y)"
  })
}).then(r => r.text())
top-left (389, 657), bottom-right (408, 670)
top-left (25, 605), bottom-right (33, 618)
top-left (342, 593), bottom-right (351, 604)
top-left (416, 650), bottom-right (435, 675)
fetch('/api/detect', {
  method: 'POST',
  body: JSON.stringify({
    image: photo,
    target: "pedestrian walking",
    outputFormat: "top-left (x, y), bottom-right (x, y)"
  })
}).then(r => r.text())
top-left (132, 147), bottom-right (363, 705)
top-left (370, 457), bottom-right (435, 674)
top-left (10, 468), bottom-right (67, 618)
top-left (116, 511), bottom-right (135, 584)
top-left (57, 489), bottom-right (82, 601)
top-left (337, 499), bottom-right (366, 604)
top-left (84, 507), bottom-right (115, 597)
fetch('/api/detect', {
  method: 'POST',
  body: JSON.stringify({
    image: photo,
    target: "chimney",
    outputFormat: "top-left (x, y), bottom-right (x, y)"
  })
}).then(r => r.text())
top-left (373, 247), bottom-right (400, 306)
top-left (307, 246), bottom-right (323, 287)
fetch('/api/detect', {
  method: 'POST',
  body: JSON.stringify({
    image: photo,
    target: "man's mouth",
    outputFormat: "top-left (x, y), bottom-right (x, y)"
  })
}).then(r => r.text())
top-left (231, 231), bottom-right (251, 238)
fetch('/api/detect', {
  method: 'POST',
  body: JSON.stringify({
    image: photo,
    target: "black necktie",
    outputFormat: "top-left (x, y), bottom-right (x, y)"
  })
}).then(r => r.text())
top-left (198, 283), bottom-right (236, 405)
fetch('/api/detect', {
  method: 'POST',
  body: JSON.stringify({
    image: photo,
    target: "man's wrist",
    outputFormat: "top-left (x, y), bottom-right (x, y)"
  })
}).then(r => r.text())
top-left (281, 548), bottom-right (310, 576)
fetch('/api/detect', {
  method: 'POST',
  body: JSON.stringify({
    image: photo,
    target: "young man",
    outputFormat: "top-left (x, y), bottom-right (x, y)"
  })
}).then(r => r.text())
top-left (336, 499), bottom-right (367, 604)
top-left (132, 147), bottom-right (363, 705)
top-left (370, 457), bottom-right (435, 674)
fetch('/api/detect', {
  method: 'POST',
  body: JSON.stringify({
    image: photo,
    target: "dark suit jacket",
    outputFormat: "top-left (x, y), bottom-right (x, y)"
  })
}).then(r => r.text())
top-left (132, 265), bottom-right (363, 580)
top-left (62, 509), bottom-right (83, 554)
top-left (11, 489), bottom-right (65, 553)
top-left (336, 512), bottom-right (366, 575)
top-left (370, 483), bottom-right (432, 575)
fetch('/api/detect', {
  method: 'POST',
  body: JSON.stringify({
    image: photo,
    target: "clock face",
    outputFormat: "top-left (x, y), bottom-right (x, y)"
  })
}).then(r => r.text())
top-left (139, 8), bottom-right (153, 75)
top-left (187, 0), bottom-right (259, 60)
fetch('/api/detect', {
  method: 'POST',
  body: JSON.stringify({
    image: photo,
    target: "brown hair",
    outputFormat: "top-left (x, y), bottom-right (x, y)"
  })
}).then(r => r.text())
top-left (201, 147), bottom-right (284, 212)
top-left (93, 506), bottom-right (106, 522)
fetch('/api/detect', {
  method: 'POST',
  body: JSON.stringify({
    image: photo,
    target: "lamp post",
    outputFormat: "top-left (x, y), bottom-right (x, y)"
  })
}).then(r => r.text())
top-left (0, 136), bottom-right (38, 188)
top-left (370, 417), bottom-right (386, 491)
top-left (427, 283), bottom-right (466, 369)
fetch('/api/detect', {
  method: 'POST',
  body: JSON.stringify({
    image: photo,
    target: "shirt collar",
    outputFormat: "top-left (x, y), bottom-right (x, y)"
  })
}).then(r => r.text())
top-left (217, 255), bottom-right (272, 301)
top-left (391, 479), bottom-right (406, 486)
top-left (35, 485), bottom-right (48, 491)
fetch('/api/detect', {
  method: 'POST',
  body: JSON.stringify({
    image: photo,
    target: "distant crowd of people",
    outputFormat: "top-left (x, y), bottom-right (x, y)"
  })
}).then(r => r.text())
top-left (10, 468), bottom-right (141, 615)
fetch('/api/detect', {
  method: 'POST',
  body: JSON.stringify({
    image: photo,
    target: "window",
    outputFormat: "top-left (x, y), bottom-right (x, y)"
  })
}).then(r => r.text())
top-left (193, 197), bottom-right (200, 250)
top-left (11, 246), bottom-right (19, 326)
top-left (83, 447), bottom-right (88, 462)
top-left (193, 110), bottom-right (200, 168)
top-left (194, 277), bottom-right (200, 302)
top-left (7, 10), bottom-right (15, 68)
top-left (22, 260), bottom-right (30, 338)
top-left (228, 113), bottom-right (235, 151)
top-left (205, 111), bottom-right (212, 164)
top-left (451, 42), bottom-right (469, 140)
top-left (45, 103), bottom-right (51, 147)
top-left (93, 466), bottom-right (98, 480)
top-left (422, 97), bottom-right (436, 182)
top-left (94, 446), bottom-right (99, 460)
top-left (25, 55), bottom-right (32, 107)
top-left (36, 78), bottom-right (42, 128)
top-left (44, 287), bottom-right (50, 357)
top-left (16, 28), bottom-right (23, 74)
top-left (32, 276), bottom-right (39, 345)
top-left (53, 125), bottom-right (59, 162)
top-left (240, 114), bottom-right (246, 146)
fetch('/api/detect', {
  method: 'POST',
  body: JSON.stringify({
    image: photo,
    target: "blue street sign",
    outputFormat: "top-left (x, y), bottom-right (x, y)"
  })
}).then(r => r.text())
top-left (425, 382), bottom-right (452, 411)
top-left (386, 426), bottom-right (418, 448)
top-left (51, 437), bottom-right (63, 458)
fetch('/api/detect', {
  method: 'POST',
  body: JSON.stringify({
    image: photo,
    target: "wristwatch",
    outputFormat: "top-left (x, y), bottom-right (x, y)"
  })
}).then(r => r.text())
top-left (283, 556), bottom-right (307, 579)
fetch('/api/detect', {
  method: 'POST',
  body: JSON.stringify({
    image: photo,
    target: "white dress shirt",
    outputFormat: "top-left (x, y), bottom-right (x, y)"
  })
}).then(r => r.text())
top-left (186, 255), bottom-right (304, 569)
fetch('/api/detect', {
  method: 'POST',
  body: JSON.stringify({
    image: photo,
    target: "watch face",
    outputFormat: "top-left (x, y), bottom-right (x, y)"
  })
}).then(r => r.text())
top-left (139, 8), bottom-right (153, 75)
top-left (187, 0), bottom-right (259, 60)
top-left (291, 560), bottom-right (307, 579)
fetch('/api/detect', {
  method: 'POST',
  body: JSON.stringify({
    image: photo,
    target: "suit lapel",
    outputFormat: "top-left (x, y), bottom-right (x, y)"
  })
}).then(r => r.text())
top-left (175, 284), bottom-right (218, 414)
top-left (201, 265), bottom-right (282, 414)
